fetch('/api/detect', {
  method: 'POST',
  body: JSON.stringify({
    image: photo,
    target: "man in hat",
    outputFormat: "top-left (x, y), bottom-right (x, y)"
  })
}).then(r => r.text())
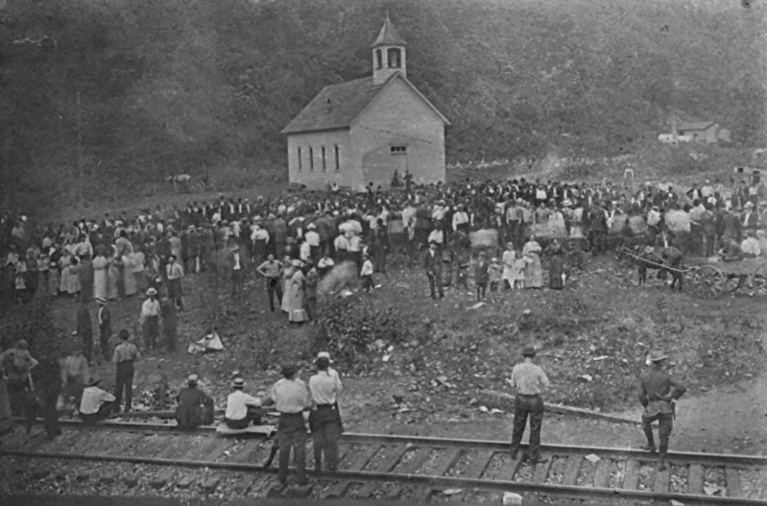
top-left (96, 297), bottom-right (112, 361)
top-left (224, 377), bottom-right (263, 429)
top-left (60, 347), bottom-right (89, 407)
top-left (264, 364), bottom-right (311, 486)
top-left (423, 241), bottom-right (444, 299)
top-left (742, 201), bottom-right (758, 231)
top-left (309, 352), bottom-right (343, 472)
top-left (0, 340), bottom-right (38, 427)
top-left (228, 244), bottom-right (245, 296)
top-left (140, 288), bottom-right (161, 351)
top-left (79, 378), bottom-right (116, 424)
top-left (76, 298), bottom-right (94, 364)
top-left (175, 374), bottom-right (214, 430)
top-left (256, 254), bottom-right (284, 312)
top-left (112, 329), bottom-right (140, 413)
top-left (165, 254), bottom-right (184, 310)
top-left (305, 223), bottom-right (321, 265)
top-left (638, 350), bottom-right (687, 470)
top-left (161, 292), bottom-right (178, 352)
top-left (509, 345), bottom-right (550, 464)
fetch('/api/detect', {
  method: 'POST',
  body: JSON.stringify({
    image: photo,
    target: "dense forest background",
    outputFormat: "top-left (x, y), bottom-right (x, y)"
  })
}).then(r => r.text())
top-left (1, 0), bottom-right (765, 212)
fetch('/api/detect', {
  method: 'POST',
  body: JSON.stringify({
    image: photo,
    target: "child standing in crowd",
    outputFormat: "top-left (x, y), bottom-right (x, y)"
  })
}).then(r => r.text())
top-left (474, 251), bottom-right (489, 301)
top-left (360, 253), bottom-right (375, 293)
top-left (488, 257), bottom-right (502, 300)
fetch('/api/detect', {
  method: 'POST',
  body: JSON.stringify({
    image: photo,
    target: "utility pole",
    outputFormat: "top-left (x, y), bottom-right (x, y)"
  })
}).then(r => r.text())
top-left (76, 91), bottom-right (84, 211)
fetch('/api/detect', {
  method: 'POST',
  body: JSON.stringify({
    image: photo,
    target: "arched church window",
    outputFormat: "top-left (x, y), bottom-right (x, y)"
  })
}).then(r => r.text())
top-left (387, 48), bottom-right (401, 68)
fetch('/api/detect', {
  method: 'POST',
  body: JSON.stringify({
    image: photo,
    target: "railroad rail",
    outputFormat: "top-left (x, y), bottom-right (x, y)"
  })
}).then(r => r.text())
top-left (2, 420), bottom-right (766, 504)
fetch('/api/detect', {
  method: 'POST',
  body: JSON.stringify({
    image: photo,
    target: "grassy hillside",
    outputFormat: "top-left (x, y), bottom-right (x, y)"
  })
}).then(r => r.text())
top-left (0, 0), bottom-right (765, 214)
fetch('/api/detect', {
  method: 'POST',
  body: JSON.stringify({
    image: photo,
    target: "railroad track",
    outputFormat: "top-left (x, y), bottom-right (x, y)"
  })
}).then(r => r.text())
top-left (1, 419), bottom-right (766, 504)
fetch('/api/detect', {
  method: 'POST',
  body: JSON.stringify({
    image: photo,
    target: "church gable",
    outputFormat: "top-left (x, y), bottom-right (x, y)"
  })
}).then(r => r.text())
top-left (354, 74), bottom-right (449, 129)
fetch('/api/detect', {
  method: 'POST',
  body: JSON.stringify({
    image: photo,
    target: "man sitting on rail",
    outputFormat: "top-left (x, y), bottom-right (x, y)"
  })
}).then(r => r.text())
top-left (79, 378), bottom-right (116, 424)
top-left (224, 377), bottom-right (262, 429)
top-left (175, 374), bottom-right (214, 430)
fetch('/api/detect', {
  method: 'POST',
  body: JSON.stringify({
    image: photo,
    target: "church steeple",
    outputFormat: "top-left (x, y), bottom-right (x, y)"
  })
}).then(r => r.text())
top-left (371, 14), bottom-right (406, 86)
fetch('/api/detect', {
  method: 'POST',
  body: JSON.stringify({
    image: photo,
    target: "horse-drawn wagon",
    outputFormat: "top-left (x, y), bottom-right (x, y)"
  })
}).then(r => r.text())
top-left (619, 246), bottom-right (767, 299)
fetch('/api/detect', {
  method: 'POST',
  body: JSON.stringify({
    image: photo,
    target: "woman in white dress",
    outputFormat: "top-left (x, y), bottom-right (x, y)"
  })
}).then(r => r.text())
top-left (287, 260), bottom-right (308, 323)
top-left (91, 248), bottom-right (109, 301)
top-left (522, 234), bottom-right (543, 288)
top-left (280, 256), bottom-right (295, 313)
top-left (501, 242), bottom-right (517, 290)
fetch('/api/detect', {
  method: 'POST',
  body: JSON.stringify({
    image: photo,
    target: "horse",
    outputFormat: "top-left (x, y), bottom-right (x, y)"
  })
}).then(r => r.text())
top-left (634, 245), bottom-right (683, 291)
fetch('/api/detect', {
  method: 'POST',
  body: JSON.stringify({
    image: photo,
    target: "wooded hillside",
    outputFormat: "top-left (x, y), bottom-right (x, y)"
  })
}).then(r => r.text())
top-left (1, 0), bottom-right (764, 211)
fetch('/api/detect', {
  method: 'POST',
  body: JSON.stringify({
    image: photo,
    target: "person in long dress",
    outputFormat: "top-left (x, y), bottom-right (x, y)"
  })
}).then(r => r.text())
top-left (92, 250), bottom-right (109, 301)
top-left (106, 253), bottom-right (120, 300)
top-left (548, 207), bottom-right (566, 238)
top-left (287, 260), bottom-right (309, 323)
top-left (547, 240), bottom-right (565, 290)
top-left (280, 255), bottom-right (295, 314)
top-left (67, 256), bottom-right (82, 297)
top-left (59, 250), bottom-right (72, 296)
top-left (501, 242), bottom-right (517, 290)
top-left (122, 253), bottom-right (138, 297)
top-left (522, 234), bottom-right (543, 288)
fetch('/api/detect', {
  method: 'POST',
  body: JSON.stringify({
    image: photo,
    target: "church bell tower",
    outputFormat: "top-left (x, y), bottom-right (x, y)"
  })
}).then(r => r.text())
top-left (372, 15), bottom-right (407, 86)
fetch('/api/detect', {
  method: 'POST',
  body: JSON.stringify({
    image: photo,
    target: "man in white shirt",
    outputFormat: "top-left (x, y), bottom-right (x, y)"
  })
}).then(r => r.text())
top-left (224, 377), bottom-right (262, 429)
top-left (139, 288), bottom-right (161, 351)
top-left (79, 378), bottom-right (116, 424)
top-left (304, 224), bottom-right (321, 264)
top-left (229, 245), bottom-right (244, 295)
top-left (309, 352), bottom-right (343, 472)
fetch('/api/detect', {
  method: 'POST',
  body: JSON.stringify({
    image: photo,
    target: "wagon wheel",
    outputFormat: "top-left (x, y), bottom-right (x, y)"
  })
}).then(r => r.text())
top-left (753, 262), bottom-right (767, 297)
top-left (690, 264), bottom-right (726, 298)
top-left (723, 274), bottom-right (743, 293)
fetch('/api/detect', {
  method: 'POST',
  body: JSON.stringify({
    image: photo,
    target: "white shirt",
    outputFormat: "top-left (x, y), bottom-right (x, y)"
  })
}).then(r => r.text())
top-left (225, 390), bottom-right (261, 420)
top-left (361, 259), bottom-right (374, 276)
top-left (299, 242), bottom-right (311, 261)
top-left (309, 368), bottom-right (343, 405)
top-left (741, 238), bottom-right (761, 257)
top-left (452, 211), bottom-right (469, 231)
top-left (232, 252), bottom-right (241, 270)
top-left (80, 386), bottom-right (115, 415)
top-left (428, 229), bottom-right (444, 245)
top-left (305, 230), bottom-right (320, 247)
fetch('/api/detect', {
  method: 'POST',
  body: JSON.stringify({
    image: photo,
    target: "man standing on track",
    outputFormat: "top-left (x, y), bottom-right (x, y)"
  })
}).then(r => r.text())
top-left (112, 329), bottom-right (140, 413)
top-left (509, 345), bottom-right (549, 464)
top-left (638, 350), bottom-right (687, 471)
top-left (309, 352), bottom-right (343, 472)
top-left (264, 364), bottom-right (311, 487)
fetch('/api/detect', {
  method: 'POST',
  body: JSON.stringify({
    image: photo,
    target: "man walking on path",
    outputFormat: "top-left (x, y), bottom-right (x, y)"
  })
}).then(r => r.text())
top-left (509, 345), bottom-right (550, 464)
top-left (639, 350), bottom-right (687, 471)
top-left (256, 254), bottom-right (283, 312)
top-left (309, 352), bottom-right (343, 472)
top-left (140, 288), bottom-right (161, 351)
top-left (96, 297), bottom-right (112, 362)
top-left (76, 299), bottom-right (94, 364)
top-left (112, 329), bottom-right (140, 413)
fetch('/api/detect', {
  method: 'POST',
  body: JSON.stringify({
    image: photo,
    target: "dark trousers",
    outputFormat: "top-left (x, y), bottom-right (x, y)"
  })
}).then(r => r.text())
top-left (361, 274), bottom-right (374, 293)
top-left (42, 390), bottom-right (62, 439)
top-left (476, 282), bottom-right (487, 300)
top-left (143, 315), bottom-right (159, 351)
top-left (231, 269), bottom-right (243, 294)
top-left (80, 400), bottom-right (116, 424)
top-left (277, 413), bottom-right (307, 486)
top-left (114, 361), bottom-right (134, 412)
top-left (642, 412), bottom-right (673, 453)
top-left (163, 326), bottom-right (177, 352)
top-left (7, 379), bottom-right (36, 433)
top-left (510, 394), bottom-right (544, 461)
top-left (312, 419), bottom-right (341, 471)
top-left (267, 278), bottom-right (283, 312)
top-left (427, 272), bottom-right (444, 298)
top-left (224, 407), bottom-right (262, 429)
top-left (305, 296), bottom-right (317, 321)
top-left (589, 230), bottom-right (606, 253)
top-left (99, 328), bottom-right (111, 361)
top-left (82, 330), bottom-right (93, 365)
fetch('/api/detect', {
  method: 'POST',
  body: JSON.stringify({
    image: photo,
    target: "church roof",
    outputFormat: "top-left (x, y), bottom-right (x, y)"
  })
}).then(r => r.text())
top-left (281, 73), bottom-right (449, 135)
top-left (371, 17), bottom-right (406, 47)
top-left (281, 77), bottom-right (379, 134)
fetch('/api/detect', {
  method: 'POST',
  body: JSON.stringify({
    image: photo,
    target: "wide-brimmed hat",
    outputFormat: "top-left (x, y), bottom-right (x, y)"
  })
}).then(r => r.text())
top-left (315, 351), bottom-right (333, 364)
top-left (648, 350), bottom-right (667, 362)
top-left (232, 378), bottom-right (245, 388)
top-left (744, 202), bottom-right (754, 208)
top-left (267, 213), bottom-right (276, 219)
top-left (521, 345), bottom-right (536, 358)
top-left (292, 259), bottom-right (303, 267)
top-left (88, 377), bottom-right (102, 387)
top-left (96, 297), bottom-right (107, 305)
top-left (281, 364), bottom-right (299, 378)
top-left (187, 374), bottom-right (199, 386)
top-left (146, 287), bottom-right (158, 296)
top-left (307, 223), bottom-right (317, 229)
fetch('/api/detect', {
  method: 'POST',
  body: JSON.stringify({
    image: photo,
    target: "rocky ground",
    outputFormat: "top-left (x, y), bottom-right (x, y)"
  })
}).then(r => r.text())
top-left (1, 247), bottom-right (766, 500)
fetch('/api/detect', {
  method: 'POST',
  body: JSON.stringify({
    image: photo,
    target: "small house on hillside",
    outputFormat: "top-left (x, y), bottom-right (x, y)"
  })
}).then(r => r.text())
top-left (281, 16), bottom-right (450, 191)
top-left (666, 114), bottom-right (728, 144)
